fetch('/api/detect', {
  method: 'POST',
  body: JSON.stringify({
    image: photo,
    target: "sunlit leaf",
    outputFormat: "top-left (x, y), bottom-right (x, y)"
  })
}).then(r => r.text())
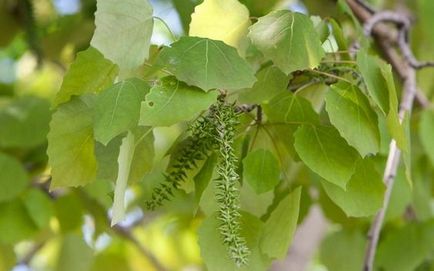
top-left (189, 0), bottom-right (251, 49)
top-left (91, 0), bottom-right (154, 70)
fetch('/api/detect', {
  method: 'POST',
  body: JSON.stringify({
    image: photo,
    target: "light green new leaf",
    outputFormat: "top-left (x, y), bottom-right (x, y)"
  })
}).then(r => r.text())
top-left (419, 109), bottom-right (434, 165)
top-left (320, 229), bottom-right (366, 271)
top-left (91, 0), bottom-right (153, 70)
top-left (0, 153), bottom-right (28, 202)
top-left (157, 37), bottom-right (256, 91)
top-left (325, 82), bottom-right (380, 157)
top-left (260, 187), bottom-right (301, 259)
top-left (357, 50), bottom-right (406, 151)
top-left (140, 76), bottom-right (218, 126)
top-left (189, 0), bottom-right (251, 49)
top-left (0, 96), bottom-right (51, 148)
top-left (263, 91), bottom-right (319, 124)
top-left (94, 78), bottom-right (150, 145)
top-left (376, 220), bottom-right (434, 271)
top-left (198, 212), bottom-right (271, 271)
top-left (47, 98), bottom-right (97, 188)
top-left (242, 149), bottom-right (280, 194)
top-left (248, 10), bottom-right (325, 74)
top-left (238, 66), bottom-right (290, 104)
top-left (321, 159), bottom-right (385, 217)
top-left (294, 125), bottom-right (360, 189)
top-left (54, 47), bottom-right (118, 106)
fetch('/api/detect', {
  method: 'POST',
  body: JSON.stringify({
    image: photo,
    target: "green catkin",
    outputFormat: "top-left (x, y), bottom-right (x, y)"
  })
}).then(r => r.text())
top-left (145, 97), bottom-right (249, 266)
top-left (211, 98), bottom-right (250, 266)
top-left (145, 112), bottom-right (215, 210)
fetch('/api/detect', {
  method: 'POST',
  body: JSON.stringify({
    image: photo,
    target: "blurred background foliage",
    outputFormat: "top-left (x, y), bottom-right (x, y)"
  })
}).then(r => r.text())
top-left (0, 0), bottom-right (433, 271)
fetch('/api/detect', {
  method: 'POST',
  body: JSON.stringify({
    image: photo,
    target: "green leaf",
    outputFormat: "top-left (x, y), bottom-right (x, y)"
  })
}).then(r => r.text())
top-left (320, 229), bottom-right (365, 271)
top-left (0, 200), bottom-right (38, 244)
top-left (0, 244), bottom-right (15, 271)
top-left (321, 159), bottom-right (385, 217)
top-left (112, 131), bottom-right (136, 226)
top-left (238, 66), bottom-right (289, 104)
top-left (91, 0), bottom-right (153, 71)
top-left (47, 98), bottom-right (97, 188)
top-left (0, 153), bottom-right (29, 202)
top-left (189, 0), bottom-right (251, 49)
top-left (325, 82), bottom-right (380, 157)
top-left (139, 76), bottom-right (218, 126)
top-left (0, 96), bottom-right (51, 148)
top-left (242, 149), bottom-right (280, 194)
top-left (260, 187), bottom-right (301, 259)
top-left (377, 220), bottom-right (434, 271)
top-left (22, 189), bottom-right (54, 229)
top-left (419, 109), bottom-right (434, 166)
top-left (53, 47), bottom-right (118, 106)
top-left (157, 37), bottom-right (256, 91)
top-left (129, 127), bottom-right (154, 183)
top-left (54, 193), bottom-right (84, 233)
top-left (294, 125), bottom-right (360, 189)
top-left (248, 10), bottom-right (325, 74)
top-left (263, 91), bottom-right (319, 125)
top-left (55, 234), bottom-right (94, 271)
top-left (198, 212), bottom-right (271, 271)
top-left (94, 78), bottom-right (150, 145)
top-left (357, 50), bottom-right (406, 151)
top-left (240, 181), bottom-right (274, 218)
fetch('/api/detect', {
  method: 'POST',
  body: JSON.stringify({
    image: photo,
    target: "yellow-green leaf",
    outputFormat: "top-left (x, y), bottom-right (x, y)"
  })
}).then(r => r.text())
top-left (189, 0), bottom-right (251, 49)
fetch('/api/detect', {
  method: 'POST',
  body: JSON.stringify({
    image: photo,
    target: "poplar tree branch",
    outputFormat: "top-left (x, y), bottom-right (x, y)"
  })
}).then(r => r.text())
top-left (345, 1), bottom-right (432, 270)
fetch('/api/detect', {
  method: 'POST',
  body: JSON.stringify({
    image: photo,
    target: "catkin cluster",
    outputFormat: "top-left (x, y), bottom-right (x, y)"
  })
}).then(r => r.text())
top-left (145, 97), bottom-right (249, 265)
